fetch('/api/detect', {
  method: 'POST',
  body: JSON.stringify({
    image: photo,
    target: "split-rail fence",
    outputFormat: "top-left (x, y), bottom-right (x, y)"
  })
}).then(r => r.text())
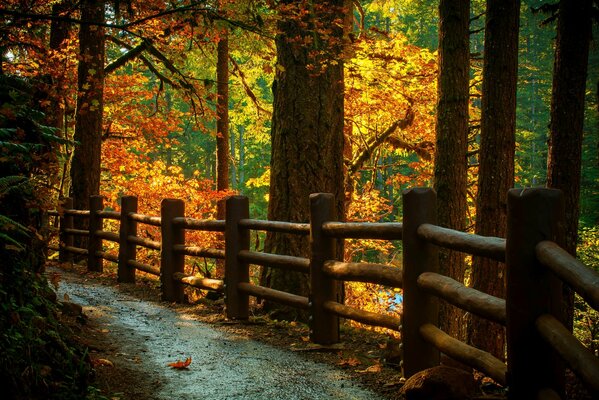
top-left (47, 188), bottom-right (599, 399)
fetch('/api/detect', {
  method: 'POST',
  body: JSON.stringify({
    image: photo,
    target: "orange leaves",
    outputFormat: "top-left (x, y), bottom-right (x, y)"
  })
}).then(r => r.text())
top-left (167, 356), bottom-right (192, 369)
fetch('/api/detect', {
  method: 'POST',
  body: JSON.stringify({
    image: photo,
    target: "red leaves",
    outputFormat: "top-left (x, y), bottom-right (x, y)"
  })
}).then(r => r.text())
top-left (168, 356), bottom-right (192, 369)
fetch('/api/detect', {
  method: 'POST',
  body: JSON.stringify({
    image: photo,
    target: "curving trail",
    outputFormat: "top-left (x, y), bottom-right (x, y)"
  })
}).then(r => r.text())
top-left (55, 270), bottom-right (384, 400)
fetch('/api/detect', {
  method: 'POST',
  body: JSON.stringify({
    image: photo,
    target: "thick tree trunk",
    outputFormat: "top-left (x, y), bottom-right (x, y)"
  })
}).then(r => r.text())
top-left (71, 0), bottom-right (104, 216)
top-left (215, 30), bottom-right (229, 277)
top-left (469, 0), bottom-right (520, 361)
top-left (546, 0), bottom-right (592, 329)
top-left (264, 0), bottom-right (345, 320)
top-left (433, 0), bottom-right (470, 342)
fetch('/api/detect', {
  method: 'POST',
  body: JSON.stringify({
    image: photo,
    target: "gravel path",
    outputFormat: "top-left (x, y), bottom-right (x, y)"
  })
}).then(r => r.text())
top-left (57, 276), bottom-right (384, 400)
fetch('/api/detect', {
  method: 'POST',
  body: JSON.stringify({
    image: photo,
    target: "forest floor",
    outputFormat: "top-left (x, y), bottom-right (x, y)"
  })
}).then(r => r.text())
top-left (47, 262), bottom-right (409, 400)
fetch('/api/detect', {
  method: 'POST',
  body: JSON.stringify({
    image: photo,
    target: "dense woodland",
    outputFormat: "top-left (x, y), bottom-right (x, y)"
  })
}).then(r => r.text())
top-left (0, 0), bottom-right (598, 398)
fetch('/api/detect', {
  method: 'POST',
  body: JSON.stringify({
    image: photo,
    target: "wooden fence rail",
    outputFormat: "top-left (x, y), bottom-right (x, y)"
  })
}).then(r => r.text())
top-left (47, 187), bottom-right (599, 399)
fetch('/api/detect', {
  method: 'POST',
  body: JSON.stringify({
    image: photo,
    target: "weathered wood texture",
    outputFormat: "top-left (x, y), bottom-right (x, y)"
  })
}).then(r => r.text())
top-left (129, 213), bottom-right (162, 226)
top-left (63, 245), bottom-right (88, 255)
top-left (237, 282), bottom-right (309, 310)
top-left (64, 228), bottom-right (88, 236)
top-left (127, 235), bottom-right (160, 250)
top-left (323, 261), bottom-right (402, 288)
top-left (118, 196), bottom-right (137, 283)
top-left (96, 250), bottom-right (118, 263)
top-left (172, 217), bottom-right (225, 232)
top-left (506, 188), bottom-right (565, 399)
top-left (96, 210), bottom-right (120, 220)
top-left (536, 314), bottom-right (599, 395)
top-left (238, 219), bottom-right (310, 235)
top-left (401, 188), bottom-right (440, 377)
top-left (59, 198), bottom-right (74, 263)
top-left (160, 199), bottom-right (185, 302)
top-left (172, 272), bottom-right (224, 292)
top-left (323, 301), bottom-right (400, 331)
top-left (128, 259), bottom-right (159, 276)
top-left (64, 209), bottom-right (91, 216)
top-left (536, 240), bottom-right (599, 312)
top-left (173, 245), bottom-right (225, 259)
top-left (417, 272), bottom-right (506, 325)
top-left (417, 223), bottom-right (506, 262)
top-left (238, 250), bottom-right (309, 273)
top-left (309, 193), bottom-right (340, 345)
top-left (94, 230), bottom-right (119, 243)
top-left (225, 196), bottom-right (250, 319)
top-left (419, 323), bottom-right (507, 386)
top-left (322, 222), bottom-right (403, 240)
top-left (88, 195), bottom-right (103, 272)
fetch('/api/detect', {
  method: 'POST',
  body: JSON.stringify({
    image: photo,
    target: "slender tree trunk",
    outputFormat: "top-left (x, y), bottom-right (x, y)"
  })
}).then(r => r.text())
top-left (264, 0), bottom-right (346, 320)
top-left (470, 0), bottom-right (520, 361)
top-left (546, 0), bottom-right (592, 329)
top-left (71, 0), bottom-right (105, 217)
top-left (215, 29), bottom-right (229, 277)
top-left (433, 0), bottom-right (470, 342)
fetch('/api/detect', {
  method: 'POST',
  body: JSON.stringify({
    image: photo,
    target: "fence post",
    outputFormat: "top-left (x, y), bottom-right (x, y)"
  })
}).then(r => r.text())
top-left (59, 197), bottom-right (74, 264)
top-left (224, 196), bottom-right (250, 319)
top-left (160, 199), bottom-right (185, 302)
top-left (309, 193), bottom-right (340, 344)
top-left (118, 196), bottom-right (138, 283)
top-left (88, 195), bottom-right (104, 272)
top-left (401, 187), bottom-right (440, 377)
top-left (506, 188), bottom-right (565, 399)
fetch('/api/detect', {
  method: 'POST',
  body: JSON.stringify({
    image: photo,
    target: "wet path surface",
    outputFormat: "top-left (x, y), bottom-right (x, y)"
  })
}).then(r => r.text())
top-left (57, 276), bottom-right (384, 400)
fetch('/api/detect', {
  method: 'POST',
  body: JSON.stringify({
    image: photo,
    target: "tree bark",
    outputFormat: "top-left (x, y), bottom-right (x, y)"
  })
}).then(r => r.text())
top-left (546, 0), bottom-right (592, 329)
top-left (71, 0), bottom-right (105, 216)
top-left (433, 0), bottom-right (470, 343)
top-left (470, 0), bottom-right (520, 361)
top-left (264, 0), bottom-right (346, 320)
top-left (215, 28), bottom-right (229, 277)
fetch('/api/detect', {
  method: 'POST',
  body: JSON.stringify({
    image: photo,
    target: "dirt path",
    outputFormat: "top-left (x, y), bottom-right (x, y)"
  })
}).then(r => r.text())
top-left (54, 267), bottom-right (386, 400)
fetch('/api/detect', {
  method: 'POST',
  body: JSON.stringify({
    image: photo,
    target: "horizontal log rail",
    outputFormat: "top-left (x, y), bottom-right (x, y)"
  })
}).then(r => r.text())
top-left (95, 230), bottom-right (120, 243)
top-left (62, 245), bottom-right (88, 255)
top-left (172, 272), bottom-right (224, 292)
top-left (323, 300), bottom-right (401, 331)
top-left (64, 209), bottom-right (90, 216)
top-left (323, 260), bottom-right (402, 288)
top-left (172, 217), bottom-right (225, 232)
top-left (64, 228), bottom-right (88, 236)
top-left (47, 210), bottom-right (60, 216)
top-left (536, 241), bottom-right (599, 312)
top-left (95, 250), bottom-right (118, 263)
top-left (127, 259), bottom-right (160, 276)
top-left (96, 210), bottom-right (121, 220)
top-left (127, 235), bottom-right (161, 251)
top-left (238, 218), bottom-right (310, 235)
top-left (172, 244), bottom-right (225, 259)
top-left (322, 222), bottom-right (403, 240)
top-left (419, 323), bottom-right (507, 386)
top-left (237, 282), bottom-right (310, 310)
top-left (128, 213), bottom-right (161, 226)
top-left (417, 272), bottom-right (506, 325)
top-left (417, 223), bottom-right (506, 262)
top-left (536, 314), bottom-right (599, 395)
top-left (238, 250), bottom-right (310, 273)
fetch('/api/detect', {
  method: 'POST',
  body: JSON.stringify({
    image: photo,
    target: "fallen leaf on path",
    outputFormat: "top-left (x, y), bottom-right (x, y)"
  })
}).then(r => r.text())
top-left (357, 363), bottom-right (382, 373)
top-left (338, 357), bottom-right (361, 367)
top-left (92, 358), bottom-right (114, 367)
top-left (168, 356), bottom-right (192, 369)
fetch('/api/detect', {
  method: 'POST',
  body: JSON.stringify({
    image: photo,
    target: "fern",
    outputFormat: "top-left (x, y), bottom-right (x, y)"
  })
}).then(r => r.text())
top-left (0, 176), bottom-right (28, 197)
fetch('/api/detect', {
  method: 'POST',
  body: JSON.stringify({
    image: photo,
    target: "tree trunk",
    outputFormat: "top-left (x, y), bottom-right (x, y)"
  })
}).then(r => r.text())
top-left (433, 0), bottom-right (470, 342)
top-left (469, 0), bottom-right (520, 361)
top-left (546, 0), bottom-right (592, 329)
top-left (264, 0), bottom-right (346, 320)
top-left (215, 29), bottom-right (229, 277)
top-left (71, 0), bottom-right (105, 216)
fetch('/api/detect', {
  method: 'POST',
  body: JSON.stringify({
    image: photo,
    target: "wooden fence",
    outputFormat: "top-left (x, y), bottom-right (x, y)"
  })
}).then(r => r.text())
top-left (47, 188), bottom-right (599, 399)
